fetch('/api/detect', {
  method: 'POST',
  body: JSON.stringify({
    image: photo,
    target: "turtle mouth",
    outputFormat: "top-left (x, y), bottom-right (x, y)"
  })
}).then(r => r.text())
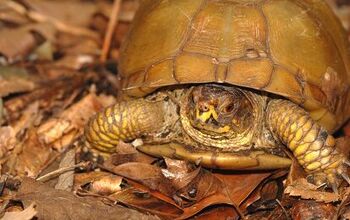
top-left (192, 114), bottom-right (233, 136)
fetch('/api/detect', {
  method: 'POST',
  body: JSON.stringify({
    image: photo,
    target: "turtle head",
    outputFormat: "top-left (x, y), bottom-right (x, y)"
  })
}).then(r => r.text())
top-left (186, 85), bottom-right (254, 136)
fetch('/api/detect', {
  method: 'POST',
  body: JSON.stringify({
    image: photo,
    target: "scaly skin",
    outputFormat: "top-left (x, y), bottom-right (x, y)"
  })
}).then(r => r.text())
top-left (266, 99), bottom-right (347, 186)
top-left (85, 99), bottom-right (166, 153)
top-left (84, 87), bottom-right (349, 189)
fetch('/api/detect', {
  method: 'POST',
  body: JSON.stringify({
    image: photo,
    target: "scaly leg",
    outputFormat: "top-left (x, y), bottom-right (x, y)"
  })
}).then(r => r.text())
top-left (266, 99), bottom-right (349, 189)
top-left (85, 99), bottom-right (167, 153)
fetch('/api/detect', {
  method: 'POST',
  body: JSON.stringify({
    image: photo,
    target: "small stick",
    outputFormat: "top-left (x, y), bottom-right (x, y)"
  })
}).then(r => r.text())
top-left (100, 0), bottom-right (122, 62)
top-left (36, 161), bottom-right (90, 182)
top-left (275, 199), bottom-right (291, 220)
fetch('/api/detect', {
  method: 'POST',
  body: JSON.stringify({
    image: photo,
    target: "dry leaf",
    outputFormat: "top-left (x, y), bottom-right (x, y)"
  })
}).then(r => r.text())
top-left (0, 126), bottom-right (16, 158)
top-left (2, 203), bottom-right (37, 220)
top-left (22, 0), bottom-right (98, 27)
top-left (285, 178), bottom-right (339, 203)
top-left (0, 66), bottom-right (37, 97)
top-left (9, 128), bottom-right (55, 178)
top-left (13, 177), bottom-right (159, 220)
top-left (37, 92), bottom-right (115, 151)
top-left (0, 3), bottom-right (30, 25)
top-left (291, 200), bottom-right (336, 220)
top-left (0, 22), bottom-right (56, 62)
top-left (109, 186), bottom-right (183, 219)
top-left (55, 149), bottom-right (76, 191)
top-left (110, 141), bottom-right (156, 165)
top-left (106, 162), bottom-right (176, 197)
top-left (88, 175), bottom-right (123, 196)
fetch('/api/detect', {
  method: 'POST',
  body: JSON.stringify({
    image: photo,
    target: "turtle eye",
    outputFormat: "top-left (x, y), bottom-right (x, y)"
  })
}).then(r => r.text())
top-left (224, 103), bottom-right (235, 113)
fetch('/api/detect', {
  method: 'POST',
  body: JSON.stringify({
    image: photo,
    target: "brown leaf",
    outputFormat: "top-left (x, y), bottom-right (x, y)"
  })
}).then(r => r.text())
top-left (178, 171), bottom-right (272, 219)
top-left (13, 177), bottom-right (159, 220)
top-left (285, 178), bottom-right (339, 203)
top-left (110, 141), bottom-right (156, 165)
top-left (88, 175), bottom-right (123, 196)
top-left (191, 206), bottom-right (238, 220)
top-left (7, 128), bottom-right (56, 178)
top-left (2, 203), bottom-right (37, 220)
top-left (162, 158), bottom-right (197, 190)
top-left (53, 54), bottom-right (95, 70)
top-left (109, 186), bottom-right (183, 219)
top-left (4, 74), bottom-right (85, 122)
top-left (76, 171), bottom-right (183, 218)
top-left (0, 66), bottom-right (37, 97)
top-left (291, 200), bottom-right (336, 220)
top-left (0, 22), bottom-right (56, 62)
top-left (285, 158), bottom-right (307, 186)
top-left (22, 0), bottom-right (98, 27)
top-left (37, 92), bottom-right (115, 152)
top-left (0, 126), bottom-right (16, 158)
top-left (74, 171), bottom-right (112, 188)
top-left (336, 188), bottom-right (350, 219)
top-left (0, 3), bottom-right (30, 25)
top-left (215, 172), bottom-right (272, 206)
top-left (241, 171), bottom-right (287, 213)
top-left (106, 162), bottom-right (176, 197)
top-left (97, 0), bottom-right (139, 22)
top-left (55, 149), bottom-right (76, 191)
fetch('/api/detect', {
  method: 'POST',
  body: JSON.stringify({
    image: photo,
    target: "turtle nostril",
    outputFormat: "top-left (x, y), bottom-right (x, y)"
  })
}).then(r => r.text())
top-left (199, 104), bottom-right (209, 112)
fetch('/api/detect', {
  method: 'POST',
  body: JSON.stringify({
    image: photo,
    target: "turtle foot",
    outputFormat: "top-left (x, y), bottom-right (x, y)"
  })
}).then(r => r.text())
top-left (307, 157), bottom-right (350, 193)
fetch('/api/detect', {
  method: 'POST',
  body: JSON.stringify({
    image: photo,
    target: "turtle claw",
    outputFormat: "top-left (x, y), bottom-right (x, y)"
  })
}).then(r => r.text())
top-left (331, 181), bottom-right (339, 194)
top-left (308, 158), bottom-right (349, 193)
top-left (341, 172), bottom-right (350, 185)
top-left (344, 160), bottom-right (350, 167)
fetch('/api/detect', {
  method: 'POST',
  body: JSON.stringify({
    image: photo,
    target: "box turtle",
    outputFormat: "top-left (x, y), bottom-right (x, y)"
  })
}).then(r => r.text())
top-left (85, 0), bottom-right (350, 190)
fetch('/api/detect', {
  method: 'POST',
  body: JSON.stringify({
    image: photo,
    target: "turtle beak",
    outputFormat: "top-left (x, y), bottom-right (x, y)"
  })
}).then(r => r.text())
top-left (196, 105), bottom-right (218, 123)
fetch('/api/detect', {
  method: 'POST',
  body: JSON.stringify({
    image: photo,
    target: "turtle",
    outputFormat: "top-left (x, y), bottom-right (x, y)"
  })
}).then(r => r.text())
top-left (85, 0), bottom-right (350, 189)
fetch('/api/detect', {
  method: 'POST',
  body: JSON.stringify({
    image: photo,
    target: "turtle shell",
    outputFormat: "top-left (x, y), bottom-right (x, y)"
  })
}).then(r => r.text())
top-left (119, 0), bottom-right (350, 133)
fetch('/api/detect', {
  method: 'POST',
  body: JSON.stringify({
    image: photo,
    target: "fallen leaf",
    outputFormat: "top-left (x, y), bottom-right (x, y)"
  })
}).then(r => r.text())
top-left (55, 149), bottom-right (75, 191)
top-left (109, 187), bottom-right (183, 219)
top-left (291, 200), bottom-right (336, 220)
top-left (0, 66), bottom-right (37, 97)
top-left (37, 92), bottom-right (115, 151)
top-left (285, 178), bottom-right (339, 203)
top-left (4, 74), bottom-right (85, 122)
top-left (22, 0), bottom-right (98, 27)
top-left (8, 128), bottom-right (56, 178)
top-left (12, 177), bottom-right (159, 220)
top-left (110, 141), bottom-right (156, 165)
top-left (88, 175), bottom-right (123, 196)
top-left (191, 206), bottom-right (238, 220)
top-left (105, 162), bottom-right (176, 197)
top-left (0, 126), bottom-right (16, 158)
top-left (0, 3), bottom-right (30, 25)
top-left (0, 22), bottom-right (56, 62)
top-left (2, 203), bottom-right (37, 220)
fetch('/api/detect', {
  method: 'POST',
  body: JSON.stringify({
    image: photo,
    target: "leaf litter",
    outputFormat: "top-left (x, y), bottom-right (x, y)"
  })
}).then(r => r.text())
top-left (0, 0), bottom-right (349, 219)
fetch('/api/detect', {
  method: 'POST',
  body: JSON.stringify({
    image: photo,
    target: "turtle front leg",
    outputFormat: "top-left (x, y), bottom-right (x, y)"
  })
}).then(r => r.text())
top-left (85, 98), bottom-right (168, 154)
top-left (266, 99), bottom-right (349, 189)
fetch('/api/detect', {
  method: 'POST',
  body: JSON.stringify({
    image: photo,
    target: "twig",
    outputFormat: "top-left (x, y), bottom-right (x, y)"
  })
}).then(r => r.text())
top-left (100, 0), bottom-right (122, 62)
top-left (6, 1), bottom-right (99, 40)
top-left (36, 161), bottom-right (90, 182)
top-left (275, 199), bottom-right (291, 220)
